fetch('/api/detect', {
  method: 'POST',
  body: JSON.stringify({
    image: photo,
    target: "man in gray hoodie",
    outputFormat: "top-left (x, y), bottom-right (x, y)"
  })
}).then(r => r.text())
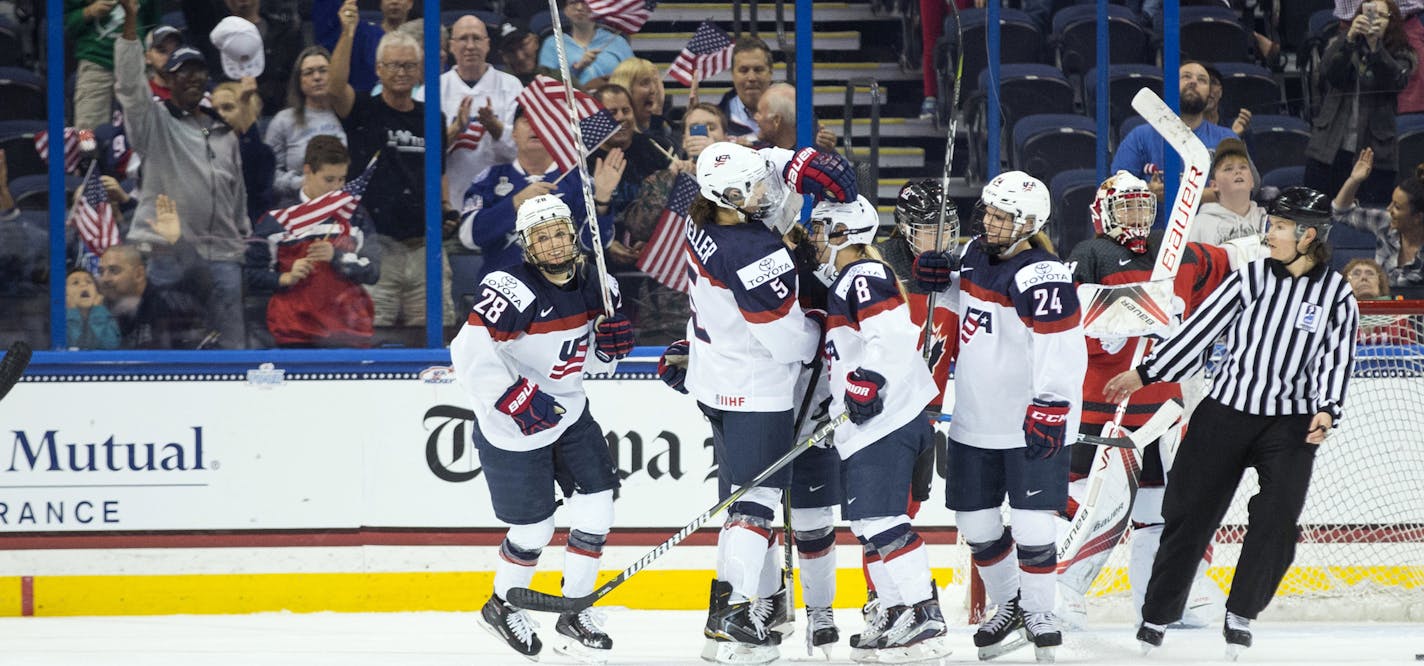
top-left (115, 0), bottom-right (249, 348)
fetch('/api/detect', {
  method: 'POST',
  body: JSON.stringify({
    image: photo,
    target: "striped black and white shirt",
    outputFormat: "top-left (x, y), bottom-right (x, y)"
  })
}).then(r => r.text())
top-left (1138, 258), bottom-right (1360, 422)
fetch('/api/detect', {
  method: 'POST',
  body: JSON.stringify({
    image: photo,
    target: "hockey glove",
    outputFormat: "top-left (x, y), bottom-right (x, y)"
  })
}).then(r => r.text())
top-left (496, 377), bottom-right (565, 436)
top-left (912, 251), bottom-right (957, 292)
top-left (657, 339), bottom-right (690, 394)
top-left (844, 368), bottom-right (887, 425)
top-left (593, 314), bottom-right (635, 361)
top-left (784, 147), bottom-right (857, 203)
top-left (1023, 399), bottom-right (1071, 460)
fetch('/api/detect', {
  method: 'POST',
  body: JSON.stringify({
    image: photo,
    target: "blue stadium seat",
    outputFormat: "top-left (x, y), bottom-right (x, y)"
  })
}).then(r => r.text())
top-left (0, 120), bottom-right (47, 179)
top-left (1260, 165), bottom-right (1305, 192)
top-left (1214, 62), bottom-right (1284, 122)
top-left (1330, 247), bottom-right (1378, 273)
top-left (967, 65), bottom-right (1076, 185)
top-left (1084, 64), bottom-right (1162, 134)
top-left (0, 67), bottom-right (44, 121)
top-left (1244, 115), bottom-right (1310, 176)
top-left (1048, 168), bottom-right (1101, 256)
top-left (1051, 4), bottom-right (1151, 76)
top-left (1180, 5), bottom-right (1253, 63)
top-left (1329, 219), bottom-right (1380, 252)
top-left (1012, 114), bottom-right (1098, 183)
top-left (449, 252), bottom-right (487, 310)
top-left (936, 9), bottom-right (1044, 120)
top-left (8, 174), bottom-right (83, 210)
top-left (1396, 114), bottom-right (1424, 175)
top-left (1117, 115), bottom-right (1146, 148)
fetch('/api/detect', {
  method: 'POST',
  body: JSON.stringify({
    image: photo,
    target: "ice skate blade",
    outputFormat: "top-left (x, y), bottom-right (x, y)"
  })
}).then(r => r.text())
top-left (1034, 645), bottom-right (1057, 663)
top-left (1138, 641), bottom-right (1157, 656)
top-left (877, 637), bottom-right (953, 664)
top-left (976, 631), bottom-right (1030, 661)
top-left (850, 645), bottom-right (879, 663)
top-left (714, 640), bottom-right (780, 665)
top-left (552, 637), bottom-right (609, 664)
top-left (1225, 643), bottom-right (1245, 661)
top-left (478, 617), bottom-right (540, 662)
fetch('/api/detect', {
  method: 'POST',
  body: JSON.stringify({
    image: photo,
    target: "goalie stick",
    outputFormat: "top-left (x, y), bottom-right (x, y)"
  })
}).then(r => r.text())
top-left (0, 341), bottom-right (32, 403)
top-left (506, 413), bottom-right (850, 614)
top-left (1056, 88), bottom-right (1210, 591)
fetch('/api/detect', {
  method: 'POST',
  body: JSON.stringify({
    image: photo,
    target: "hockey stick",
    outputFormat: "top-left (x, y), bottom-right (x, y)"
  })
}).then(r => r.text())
top-left (919, 0), bottom-right (963, 362)
top-left (931, 412), bottom-right (1137, 449)
top-left (506, 414), bottom-right (851, 614)
top-left (0, 341), bottom-right (33, 403)
top-left (546, 0), bottom-right (613, 318)
top-left (782, 357), bottom-right (823, 624)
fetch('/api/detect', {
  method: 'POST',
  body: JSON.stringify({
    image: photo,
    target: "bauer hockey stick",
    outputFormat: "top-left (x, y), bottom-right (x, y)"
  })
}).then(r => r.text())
top-left (506, 413), bottom-right (851, 614)
top-left (0, 341), bottom-right (32, 402)
top-left (1057, 87), bottom-right (1210, 576)
top-left (546, 0), bottom-right (614, 317)
top-left (920, 0), bottom-right (963, 362)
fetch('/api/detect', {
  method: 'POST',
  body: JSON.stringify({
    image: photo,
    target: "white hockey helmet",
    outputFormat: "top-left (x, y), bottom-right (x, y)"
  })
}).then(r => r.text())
top-left (695, 141), bottom-right (790, 231)
top-left (808, 195), bottom-right (880, 283)
top-left (971, 170), bottom-right (1051, 255)
top-left (1091, 170), bottom-right (1156, 254)
top-left (515, 194), bottom-right (579, 275)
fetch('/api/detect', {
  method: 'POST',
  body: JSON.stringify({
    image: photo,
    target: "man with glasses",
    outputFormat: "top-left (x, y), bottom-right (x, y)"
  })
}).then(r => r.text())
top-left (441, 14), bottom-right (522, 209)
top-left (330, 7), bottom-right (452, 345)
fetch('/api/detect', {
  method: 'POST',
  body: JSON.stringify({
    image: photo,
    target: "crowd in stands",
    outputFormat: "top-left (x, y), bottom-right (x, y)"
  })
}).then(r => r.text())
top-left (1, 0), bottom-right (1422, 352)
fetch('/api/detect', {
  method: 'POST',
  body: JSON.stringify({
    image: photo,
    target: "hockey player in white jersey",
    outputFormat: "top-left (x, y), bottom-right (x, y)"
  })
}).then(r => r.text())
top-left (805, 196), bottom-right (950, 664)
top-left (914, 172), bottom-right (1088, 662)
top-left (655, 141), bottom-right (857, 664)
top-left (448, 195), bottom-right (635, 661)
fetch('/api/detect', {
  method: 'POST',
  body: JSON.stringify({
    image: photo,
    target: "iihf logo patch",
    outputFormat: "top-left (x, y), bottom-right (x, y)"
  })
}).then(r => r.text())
top-left (1295, 302), bottom-right (1322, 333)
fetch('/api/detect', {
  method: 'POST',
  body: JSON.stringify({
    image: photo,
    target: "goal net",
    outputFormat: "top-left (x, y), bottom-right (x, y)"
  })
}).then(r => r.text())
top-left (1072, 299), bottom-right (1424, 622)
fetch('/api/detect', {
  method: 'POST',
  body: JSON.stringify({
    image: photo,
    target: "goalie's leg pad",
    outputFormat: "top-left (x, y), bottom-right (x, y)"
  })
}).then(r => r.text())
top-left (494, 516), bottom-right (555, 598)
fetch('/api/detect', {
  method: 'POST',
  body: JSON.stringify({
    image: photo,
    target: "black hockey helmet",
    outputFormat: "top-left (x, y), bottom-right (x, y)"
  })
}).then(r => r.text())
top-left (895, 179), bottom-right (957, 254)
top-left (1268, 186), bottom-right (1332, 240)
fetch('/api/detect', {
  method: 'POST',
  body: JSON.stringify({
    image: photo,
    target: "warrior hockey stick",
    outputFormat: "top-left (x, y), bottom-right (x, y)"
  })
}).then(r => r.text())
top-left (0, 341), bottom-right (32, 403)
top-left (920, 0), bottom-right (964, 361)
top-left (546, 0), bottom-right (614, 317)
top-left (506, 413), bottom-right (851, 614)
top-left (932, 413), bottom-right (1138, 449)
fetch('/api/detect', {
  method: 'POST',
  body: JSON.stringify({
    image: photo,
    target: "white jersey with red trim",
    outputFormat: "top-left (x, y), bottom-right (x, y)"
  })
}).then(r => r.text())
top-left (824, 259), bottom-right (938, 458)
top-left (684, 219), bottom-right (820, 412)
top-left (950, 239), bottom-right (1087, 450)
top-left (449, 262), bottom-right (620, 452)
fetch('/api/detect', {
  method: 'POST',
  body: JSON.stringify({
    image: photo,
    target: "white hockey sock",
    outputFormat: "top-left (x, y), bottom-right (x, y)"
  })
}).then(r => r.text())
top-left (561, 529), bottom-right (606, 598)
top-left (958, 509), bottom-right (1018, 607)
top-left (798, 542), bottom-right (838, 608)
top-left (756, 535), bottom-right (781, 598)
top-left (881, 539), bottom-right (933, 605)
top-left (1011, 510), bottom-right (1059, 614)
top-left (1130, 523), bottom-right (1163, 619)
top-left (720, 487), bottom-right (780, 603)
top-left (866, 557), bottom-right (904, 607)
top-left (493, 520), bottom-right (554, 599)
top-left (794, 506), bottom-right (839, 608)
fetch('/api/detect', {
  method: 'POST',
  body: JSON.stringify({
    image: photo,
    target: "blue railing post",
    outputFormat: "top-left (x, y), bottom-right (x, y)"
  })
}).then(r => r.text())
top-left (47, 0), bottom-right (65, 350)
top-left (1095, 0), bottom-right (1110, 182)
top-left (796, 0), bottom-right (813, 220)
top-left (424, 0), bottom-right (443, 348)
top-left (986, 0), bottom-right (1001, 179)
top-left (1163, 0), bottom-right (1182, 224)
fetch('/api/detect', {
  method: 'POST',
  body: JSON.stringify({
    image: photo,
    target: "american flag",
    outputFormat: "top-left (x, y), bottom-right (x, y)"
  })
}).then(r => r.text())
top-left (71, 166), bottom-right (119, 255)
top-left (449, 121), bottom-right (487, 153)
top-left (516, 75), bottom-right (606, 173)
top-left (587, 0), bottom-right (657, 35)
top-left (270, 156), bottom-right (377, 238)
top-left (636, 172), bottom-right (697, 293)
top-left (35, 128), bottom-right (91, 175)
top-left (666, 22), bottom-right (735, 87)
top-left (580, 109), bottom-right (621, 154)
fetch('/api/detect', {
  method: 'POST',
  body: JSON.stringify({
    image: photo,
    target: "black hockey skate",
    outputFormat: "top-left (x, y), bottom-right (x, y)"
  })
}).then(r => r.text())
top-left (701, 579), bottom-right (733, 662)
top-left (553, 608), bottom-right (612, 661)
top-left (767, 581), bottom-right (795, 637)
top-left (479, 594), bottom-right (541, 660)
top-left (1024, 611), bottom-right (1063, 663)
top-left (709, 598), bottom-right (781, 664)
top-left (1136, 622), bottom-right (1165, 655)
top-left (849, 598), bottom-right (894, 663)
top-left (876, 597), bottom-right (952, 664)
top-left (804, 606), bottom-right (839, 658)
top-left (1223, 612), bottom-right (1252, 661)
top-left (974, 594), bottom-right (1029, 660)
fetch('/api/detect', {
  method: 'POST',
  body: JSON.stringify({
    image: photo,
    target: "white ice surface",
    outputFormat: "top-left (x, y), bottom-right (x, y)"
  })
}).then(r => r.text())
top-left (2, 609), bottom-right (1421, 665)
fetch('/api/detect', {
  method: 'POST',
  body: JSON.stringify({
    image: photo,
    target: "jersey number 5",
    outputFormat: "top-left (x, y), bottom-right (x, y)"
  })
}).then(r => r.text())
top-left (1033, 287), bottom-right (1063, 316)
top-left (473, 288), bottom-right (510, 323)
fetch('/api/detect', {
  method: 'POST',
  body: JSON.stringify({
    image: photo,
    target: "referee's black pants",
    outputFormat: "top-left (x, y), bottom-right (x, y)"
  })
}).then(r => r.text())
top-left (1141, 397), bottom-right (1317, 624)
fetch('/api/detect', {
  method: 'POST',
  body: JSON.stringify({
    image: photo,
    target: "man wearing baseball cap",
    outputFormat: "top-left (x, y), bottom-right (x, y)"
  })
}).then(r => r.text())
top-left (143, 24), bottom-right (184, 100)
top-left (66, 0), bottom-right (162, 129)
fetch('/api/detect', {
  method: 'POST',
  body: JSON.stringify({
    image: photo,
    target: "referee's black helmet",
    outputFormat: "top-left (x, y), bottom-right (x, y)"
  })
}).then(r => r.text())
top-left (1268, 186), bottom-right (1332, 234)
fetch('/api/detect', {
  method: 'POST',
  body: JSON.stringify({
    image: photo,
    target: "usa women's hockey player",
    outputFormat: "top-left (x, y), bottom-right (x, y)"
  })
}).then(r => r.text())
top-left (808, 196), bottom-right (951, 664)
top-left (915, 172), bottom-right (1088, 662)
top-left (449, 195), bottom-right (635, 661)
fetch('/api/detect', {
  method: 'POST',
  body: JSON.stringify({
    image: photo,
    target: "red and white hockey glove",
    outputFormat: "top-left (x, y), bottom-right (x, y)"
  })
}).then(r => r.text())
top-left (1023, 398), bottom-right (1071, 460)
top-left (844, 368), bottom-right (887, 425)
top-left (594, 314), bottom-right (635, 361)
top-left (496, 377), bottom-right (565, 436)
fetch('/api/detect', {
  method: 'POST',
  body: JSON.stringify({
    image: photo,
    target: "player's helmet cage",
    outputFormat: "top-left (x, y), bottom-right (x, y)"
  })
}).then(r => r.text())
top-left (809, 195), bottom-right (880, 281)
top-left (515, 194), bottom-right (581, 275)
top-left (1269, 186), bottom-right (1333, 246)
top-left (970, 171), bottom-right (1051, 255)
top-left (696, 141), bottom-right (790, 231)
top-left (1091, 170), bottom-right (1157, 254)
top-left (895, 179), bottom-right (959, 255)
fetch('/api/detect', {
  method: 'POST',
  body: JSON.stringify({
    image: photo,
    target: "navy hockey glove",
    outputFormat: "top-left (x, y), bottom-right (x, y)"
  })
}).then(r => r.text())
top-left (594, 314), bottom-right (635, 361)
top-left (912, 251), bottom-right (957, 292)
top-left (1023, 399), bottom-right (1071, 460)
top-left (657, 339), bottom-right (690, 394)
top-left (844, 368), bottom-right (886, 425)
top-left (784, 147), bottom-right (857, 203)
top-left (496, 377), bottom-right (565, 436)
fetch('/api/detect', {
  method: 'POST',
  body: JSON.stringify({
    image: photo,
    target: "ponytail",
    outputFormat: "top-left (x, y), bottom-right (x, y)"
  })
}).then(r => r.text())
top-left (1027, 231), bottom-right (1056, 255)
top-left (861, 244), bottom-right (911, 303)
top-left (689, 196), bottom-right (718, 228)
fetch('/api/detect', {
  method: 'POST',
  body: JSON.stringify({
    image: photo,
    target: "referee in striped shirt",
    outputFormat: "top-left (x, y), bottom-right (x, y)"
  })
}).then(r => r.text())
top-left (1104, 187), bottom-right (1360, 655)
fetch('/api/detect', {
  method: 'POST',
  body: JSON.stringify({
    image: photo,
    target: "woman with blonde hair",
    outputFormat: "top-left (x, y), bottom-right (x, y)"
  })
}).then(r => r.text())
top-left (609, 57), bottom-right (671, 143)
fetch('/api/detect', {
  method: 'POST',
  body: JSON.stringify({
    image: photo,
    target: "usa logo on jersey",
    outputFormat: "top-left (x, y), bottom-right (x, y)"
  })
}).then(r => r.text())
top-left (549, 337), bottom-right (588, 379)
top-left (961, 306), bottom-right (994, 344)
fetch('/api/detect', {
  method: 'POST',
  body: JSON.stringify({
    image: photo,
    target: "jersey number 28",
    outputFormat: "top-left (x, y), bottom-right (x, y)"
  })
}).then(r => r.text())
top-left (473, 288), bottom-right (510, 323)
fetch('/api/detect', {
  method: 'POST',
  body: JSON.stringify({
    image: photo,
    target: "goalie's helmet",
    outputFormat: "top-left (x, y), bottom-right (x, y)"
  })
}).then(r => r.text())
top-left (895, 179), bottom-right (959, 254)
top-left (1091, 170), bottom-right (1157, 254)
top-left (696, 141), bottom-right (791, 232)
top-left (969, 171), bottom-right (1051, 255)
top-left (809, 195), bottom-right (880, 284)
top-left (515, 194), bottom-right (580, 276)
